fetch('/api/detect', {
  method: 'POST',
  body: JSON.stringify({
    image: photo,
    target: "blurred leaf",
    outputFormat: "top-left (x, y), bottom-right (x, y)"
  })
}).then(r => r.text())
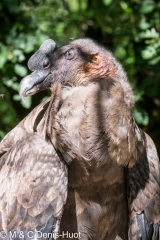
top-left (140, 28), bottom-right (159, 39)
top-left (103, 0), bottom-right (113, 6)
top-left (21, 96), bottom-right (32, 109)
top-left (3, 79), bottom-right (14, 87)
top-left (68, 0), bottom-right (79, 11)
top-left (11, 82), bottom-right (19, 91)
top-left (140, 3), bottom-right (154, 13)
top-left (13, 49), bottom-right (25, 62)
top-left (14, 64), bottom-right (27, 77)
top-left (13, 94), bottom-right (21, 101)
top-left (134, 89), bottom-right (144, 102)
top-left (115, 46), bottom-right (126, 59)
top-left (133, 109), bottom-right (149, 126)
top-left (141, 46), bottom-right (156, 59)
top-left (139, 18), bottom-right (150, 30)
top-left (120, 1), bottom-right (132, 13)
top-left (148, 56), bottom-right (160, 65)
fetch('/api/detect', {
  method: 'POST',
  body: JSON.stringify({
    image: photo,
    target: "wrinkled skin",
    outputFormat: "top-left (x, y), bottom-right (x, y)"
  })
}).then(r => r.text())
top-left (0, 38), bottom-right (160, 240)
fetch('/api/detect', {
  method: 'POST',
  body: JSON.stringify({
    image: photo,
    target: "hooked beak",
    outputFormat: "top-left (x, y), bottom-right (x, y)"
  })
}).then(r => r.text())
top-left (19, 39), bottom-right (57, 101)
top-left (19, 71), bottom-right (51, 101)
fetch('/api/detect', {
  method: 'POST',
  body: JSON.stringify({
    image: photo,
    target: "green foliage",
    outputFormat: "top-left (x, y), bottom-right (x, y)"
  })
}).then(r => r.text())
top-left (21, 96), bottom-right (32, 109)
top-left (0, 0), bottom-right (160, 154)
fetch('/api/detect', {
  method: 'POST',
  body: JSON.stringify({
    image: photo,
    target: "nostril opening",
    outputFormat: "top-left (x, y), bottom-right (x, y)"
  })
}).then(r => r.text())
top-left (43, 60), bottom-right (50, 69)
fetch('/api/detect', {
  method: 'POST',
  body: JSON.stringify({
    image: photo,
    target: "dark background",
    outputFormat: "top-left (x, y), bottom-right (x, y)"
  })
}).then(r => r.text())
top-left (0, 0), bottom-right (160, 155)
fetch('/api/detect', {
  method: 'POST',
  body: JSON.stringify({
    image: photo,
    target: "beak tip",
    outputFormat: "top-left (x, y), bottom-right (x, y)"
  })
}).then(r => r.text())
top-left (19, 88), bottom-right (26, 102)
top-left (19, 71), bottom-right (47, 101)
top-left (21, 96), bottom-right (26, 102)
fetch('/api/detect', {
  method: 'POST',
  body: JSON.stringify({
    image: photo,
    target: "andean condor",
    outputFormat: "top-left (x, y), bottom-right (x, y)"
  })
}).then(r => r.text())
top-left (0, 38), bottom-right (159, 240)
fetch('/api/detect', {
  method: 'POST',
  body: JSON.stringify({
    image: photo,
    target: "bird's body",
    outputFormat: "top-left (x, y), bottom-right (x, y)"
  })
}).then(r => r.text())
top-left (0, 38), bottom-right (159, 239)
top-left (53, 82), bottom-right (129, 240)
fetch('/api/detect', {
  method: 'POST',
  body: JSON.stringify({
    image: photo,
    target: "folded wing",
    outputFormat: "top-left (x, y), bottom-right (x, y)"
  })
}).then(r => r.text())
top-left (128, 133), bottom-right (160, 240)
top-left (0, 132), bottom-right (68, 239)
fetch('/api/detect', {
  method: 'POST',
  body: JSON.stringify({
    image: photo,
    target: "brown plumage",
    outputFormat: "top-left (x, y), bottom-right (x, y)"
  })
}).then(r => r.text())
top-left (0, 38), bottom-right (159, 240)
top-left (0, 84), bottom-right (68, 240)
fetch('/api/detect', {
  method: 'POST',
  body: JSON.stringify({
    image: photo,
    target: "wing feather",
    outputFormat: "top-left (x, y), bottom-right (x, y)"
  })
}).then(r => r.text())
top-left (0, 132), bottom-right (68, 236)
top-left (128, 133), bottom-right (160, 240)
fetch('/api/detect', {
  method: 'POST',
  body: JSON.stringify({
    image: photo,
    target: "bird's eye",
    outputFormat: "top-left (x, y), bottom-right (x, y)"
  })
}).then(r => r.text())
top-left (65, 48), bottom-right (75, 60)
top-left (43, 60), bottom-right (50, 69)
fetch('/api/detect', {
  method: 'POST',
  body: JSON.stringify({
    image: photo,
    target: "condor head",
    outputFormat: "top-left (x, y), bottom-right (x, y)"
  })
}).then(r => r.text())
top-left (19, 39), bottom-right (57, 100)
top-left (19, 38), bottom-right (134, 108)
